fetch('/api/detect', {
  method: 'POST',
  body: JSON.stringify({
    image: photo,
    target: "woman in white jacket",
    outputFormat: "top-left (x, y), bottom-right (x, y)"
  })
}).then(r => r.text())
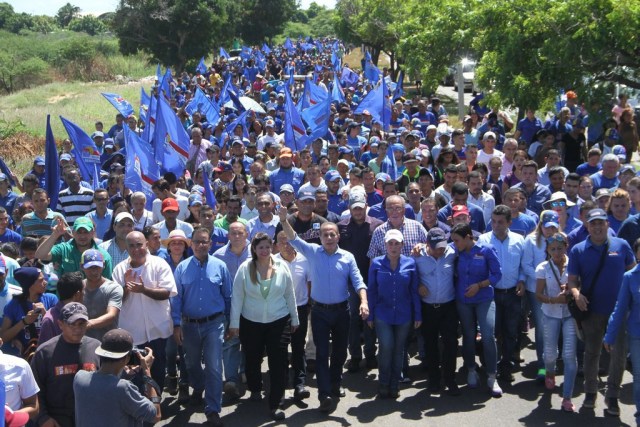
top-left (228, 232), bottom-right (299, 421)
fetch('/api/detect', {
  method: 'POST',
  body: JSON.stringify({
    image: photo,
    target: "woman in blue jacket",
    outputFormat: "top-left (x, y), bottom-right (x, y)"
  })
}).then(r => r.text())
top-left (367, 229), bottom-right (422, 399)
top-left (450, 223), bottom-right (502, 397)
top-left (604, 237), bottom-right (640, 425)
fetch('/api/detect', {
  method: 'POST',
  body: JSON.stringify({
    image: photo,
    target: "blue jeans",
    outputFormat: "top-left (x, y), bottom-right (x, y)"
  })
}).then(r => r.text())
top-left (627, 336), bottom-right (640, 424)
top-left (223, 331), bottom-right (242, 384)
top-left (182, 315), bottom-right (225, 415)
top-left (138, 337), bottom-right (167, 391)
top-left (311, 305), bottom-right (350, 399)
top-left (526, 291), bottom-right (544, 369)
top-left (375, 319), bottom-right (411, 390)
top-left (457, 299), bottom-right (497, 375)
top-left (494, 288), bottom-right (522, 370)
top-left (166, 336), bottom-right (189, 384)
top-left (349, 290), bottom-right (377, 360)
top-left (543, 314), bottom-right (577, 398)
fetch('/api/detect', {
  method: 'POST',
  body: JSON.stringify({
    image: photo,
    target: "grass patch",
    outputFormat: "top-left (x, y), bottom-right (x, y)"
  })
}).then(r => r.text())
top-left (0, 78), bottom-right (154, 138)
top-left (343, 47), bottom-right (390, 71)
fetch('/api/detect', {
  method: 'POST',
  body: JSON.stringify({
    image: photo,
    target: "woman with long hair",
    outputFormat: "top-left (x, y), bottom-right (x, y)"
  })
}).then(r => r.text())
top-left (535, 232), bottom-right (576, 412)
top-left (228, 233), bottom-right (299, 420)
top-left (502, 149), bottom-right (527, 193)
top-left (522, 210), bottom-right (561, 383)
top-left (606, 188), bottom-right (631, 234)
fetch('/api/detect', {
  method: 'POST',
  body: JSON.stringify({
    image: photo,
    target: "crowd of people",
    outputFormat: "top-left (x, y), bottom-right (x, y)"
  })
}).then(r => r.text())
top-left (1, 37), bottom-right (640, 426)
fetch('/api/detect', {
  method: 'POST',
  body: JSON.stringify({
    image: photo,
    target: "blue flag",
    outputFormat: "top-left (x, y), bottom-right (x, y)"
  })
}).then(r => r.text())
top-left (140, 87), bottom-right (150, 123)
top-left (284, 84), bottom-right (308, 151)
top-left (44, 115), bottom-right (60, 209)
top-left (60, 116), bottom-right (102, 182)
top-left (331, 51), bottom-right (341, 72)
top-left (125, 126), bottom-right (160, 210)
top-left (0, 157), bottom-right (16, 187)
top-left (301, 95), bottom-right (331, 142)
top-left (297, 77), bottom-right (329, 112)
top-left (92, 163), bottom-right (100, 191)
top-left (142, 94), bottom-right (157, 144)
top-left (222, 110), bottom-right (250, 147)
top-left (240, 46), bottom-right (252, 62)
top-left (354, 81), bottom-right (391, 131)
top-left (365, 50), bottom-right (372, 62)
top-left (364, 61), bottom-right (381, 83)
top-left (386, 139), bottom-right (398, 181)
top-left (201, 165), bottom-right (216, 210)
top-left (219, 47), bottom-right (230, 60)
top-left (262, 43), bottom-right (271, 55)
top-left (220, 74), bottom-right (245, 112)
top-left (284, 37), bottom-right (295, 52)
top-left (155, 63), bottom-right (162, 81)
top-left (331, 73), bottom-right (345, 105)
top-left (196, 57), bottom-right (207, 74)
top-left (341, 67), bottom-right (359, 87)
top-left (393, 70), bottom-right (405, 101)
top-left (159, 68), bottom-right (172, 100)
top-left (186, 87), bottom-right (221, 125)
top-left (101, 92), bottom-right (135, 118)
top-left (153, 96), bottom-right (190, 176)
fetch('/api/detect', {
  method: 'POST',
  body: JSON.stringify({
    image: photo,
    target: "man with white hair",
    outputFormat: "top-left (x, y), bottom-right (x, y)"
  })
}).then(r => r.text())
top-left (130, 191), bottom-right (155, 231)
top-left (589, 153), bottom-right (620, 192)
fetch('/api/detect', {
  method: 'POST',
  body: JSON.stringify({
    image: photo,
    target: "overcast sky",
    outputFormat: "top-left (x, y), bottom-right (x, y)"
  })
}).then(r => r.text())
top-left (6, 0), bottom-right (336, 16)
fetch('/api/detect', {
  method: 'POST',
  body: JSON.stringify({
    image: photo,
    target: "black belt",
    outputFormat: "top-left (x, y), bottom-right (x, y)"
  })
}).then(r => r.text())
top-left (183, 312), bottom-right (223, 324)
top-left (312, 300), bottom-right (348, 310)
top-left (493, 287), bottom-right (516, 294)
top-left (423, 300), bottom-right (455, 309)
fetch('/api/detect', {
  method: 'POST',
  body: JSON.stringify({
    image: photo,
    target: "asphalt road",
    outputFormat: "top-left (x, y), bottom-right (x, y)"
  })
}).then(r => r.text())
top-left (157, 330), bottom-right (638, 426)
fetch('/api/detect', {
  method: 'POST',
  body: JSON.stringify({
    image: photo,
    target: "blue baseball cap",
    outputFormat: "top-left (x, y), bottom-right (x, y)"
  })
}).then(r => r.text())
top-left (325, 170), bottom-right (341, 182)
top-left (34, 156), bottom-right (45, 166)
top-left (81, 249), bottom-right (104, 269)
top-left (540, 210), bottom-right (559, 229)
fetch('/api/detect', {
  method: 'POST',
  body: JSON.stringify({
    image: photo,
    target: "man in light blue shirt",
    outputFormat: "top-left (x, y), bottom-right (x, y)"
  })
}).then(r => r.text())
top-left (478, 205), bottom-right (526, 384)
top-left (414, 228), bottom-right (459, 395)
top-left (84, 189), bottom-right (112, 241)
top-left (279, 206), bottom-right (368, 412)
top-left (172, 226), bottom-right (232, 427)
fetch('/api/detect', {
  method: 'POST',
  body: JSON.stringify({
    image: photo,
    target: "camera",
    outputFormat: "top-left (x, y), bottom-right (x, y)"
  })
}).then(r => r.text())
top-left (129, 347), bottom-right (148, 365)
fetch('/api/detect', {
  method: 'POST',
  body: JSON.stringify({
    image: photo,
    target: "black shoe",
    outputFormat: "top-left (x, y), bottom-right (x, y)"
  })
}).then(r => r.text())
top-left (166, 375), bottom-right (178, 395)
top-left (446, 382), bottom-right (461, 396)
top-left (249, 391), bottom-right (262, 402)
top-left (390, 389), bottom-right (399, 399)
top-left (331, 385), bottom-right (346, 398)
top-left (365, 357), bottom-right (378, 370)
top-left (347, 358), bottom-right (361, 373)
top-left (427, 382), bottom-right (441, 394)
top-left (294, 385), bottom-right (310, 401)
top-left (319, 396), bottom-right (333, 412)
top-left (498, 370), bottom-right (515, 383)
top-left (306, 359), bottom-right (316, 373)
top-left (190, 390), bottom-right (204, 406)
top-left (270, 409), bottom-right (286, 421)
top-left (605, 397), bottom-right (620, 417)
top-left (177, 385), bottom-right (190, 404)
top-left (206, 411), bottom-right (223, 427)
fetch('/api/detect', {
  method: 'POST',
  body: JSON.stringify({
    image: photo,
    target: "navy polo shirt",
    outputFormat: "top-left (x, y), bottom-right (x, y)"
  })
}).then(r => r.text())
top-left (437, 202), bottom-right (486, 233)
top-left (568, 236), bottom-right (635, 316)
top-left (589, 171), bottom-right (619, 192)
top-left (516, 117), bottom-right (544, 144)
top-left (513, 182), bottom-right (551, 216)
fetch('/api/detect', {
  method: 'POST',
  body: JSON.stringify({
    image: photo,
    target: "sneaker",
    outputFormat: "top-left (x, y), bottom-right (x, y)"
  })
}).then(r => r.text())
top-left (561, 398), bottom-right (575, 413)
top-left (319, 396), bottom-right (333, 412)
top-left (488, 377), bottom-right (502, 398)
top-left (270, 409), bottom-right (285, 421)
top-left (223, 382), bottom-right (240, 401)
top-left (177, 384), bottom-right (190, 404)
top-left (467, 370), bottom-right (479, 389)
top-left (294, 385), bottom-right (310, 400)
top-left (583, 392), bottom-right (597, 409)
top-left (536, 368), bottom-right (546, 385)
top-left (399, 376), bottom-right (412, 384)
top-left (605, 397), bottom-right (620, 417)
top-left (347, 358), bottom-right (361, 373)
top-left (166, 375), bottom-right (178, 395)
top-left (331, 385), bottom-right (346, 398)
top-left (544, 374), bottom-right (555, 390)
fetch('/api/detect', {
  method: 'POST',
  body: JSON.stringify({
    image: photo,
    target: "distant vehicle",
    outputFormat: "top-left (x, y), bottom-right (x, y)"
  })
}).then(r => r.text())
top-left (442, 59), bottom-right (477, 92)
top-left (228, 48), bottom-right (243, 63)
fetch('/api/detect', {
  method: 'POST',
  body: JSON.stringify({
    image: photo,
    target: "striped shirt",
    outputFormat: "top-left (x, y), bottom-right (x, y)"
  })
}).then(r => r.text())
top-left (98, 238), bottom-right (129, 267)
top-left (20, 210), bottom-right (65, 237)
top-left (56, 187), bottom-right (94, 226)
top-left (367, 218), bottom-right (428, 258)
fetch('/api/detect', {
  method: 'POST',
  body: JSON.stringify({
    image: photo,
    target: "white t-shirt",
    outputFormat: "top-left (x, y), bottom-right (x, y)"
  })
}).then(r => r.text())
top-left (0, 351), bottom-right (40, 411)
top-left (274, 252), bottom-right (311, 306)
top-left (152, 195), bottom-right (189, 223)
top-left (477, 149), bottom-right (504, 165)
top-left (535, 259), bottom-right (571, 319)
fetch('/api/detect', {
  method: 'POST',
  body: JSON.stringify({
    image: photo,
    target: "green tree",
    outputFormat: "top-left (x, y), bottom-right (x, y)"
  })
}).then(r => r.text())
top-left (56, 2), bottom-right (81, 27)
top-left (5, 12), bottom-right (33, 34)
top-left (30, 15), bottom-right (57, 34)
top-left (113, 0), bottom-right (236, 71)
top-left (0, 2), bottom-right (14, 29)
top-left (0, 52), bottom-right (48, 93)
top-left (237, 0), bottom-right (297, 44)
top-left (69, 15), bottom-right (106, 35)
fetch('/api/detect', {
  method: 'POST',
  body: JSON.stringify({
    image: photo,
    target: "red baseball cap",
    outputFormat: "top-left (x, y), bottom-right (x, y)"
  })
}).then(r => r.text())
top-left (452, 204), bottom-right (470, 218)
top-left (5, 406), bottom-right (30, 427)
top-left (161, 198), bottom-right (180, 213)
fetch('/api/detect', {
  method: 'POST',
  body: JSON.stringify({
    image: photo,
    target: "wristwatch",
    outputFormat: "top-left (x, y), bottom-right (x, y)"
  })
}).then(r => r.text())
top-left (149, 396), bottom-right (161, 404)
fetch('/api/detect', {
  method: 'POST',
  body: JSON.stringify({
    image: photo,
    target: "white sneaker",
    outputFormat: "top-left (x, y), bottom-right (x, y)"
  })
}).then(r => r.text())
top-left (467, 370), bottom-right (479, 388)
top-left (488, 377), bottom-right (502, 397)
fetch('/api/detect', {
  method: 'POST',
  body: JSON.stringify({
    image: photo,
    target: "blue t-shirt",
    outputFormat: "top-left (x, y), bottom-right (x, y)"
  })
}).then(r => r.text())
top-left (575, 162), bottom-right (601, 177)
top-left (0, 229), bottom-right (22, 245)
top-left (3, 293), bottom-right (59, 346)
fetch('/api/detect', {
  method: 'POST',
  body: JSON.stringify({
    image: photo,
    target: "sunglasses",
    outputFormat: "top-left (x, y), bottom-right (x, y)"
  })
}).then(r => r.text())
top-left (546, 235), bottom-right (567, 245)
top-left (550, 201), bottom-right (566, 208)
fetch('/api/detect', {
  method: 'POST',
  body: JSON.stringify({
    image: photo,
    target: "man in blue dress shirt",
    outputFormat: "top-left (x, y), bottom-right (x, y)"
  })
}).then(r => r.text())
top-left (279, 206), bottom-right (368, 413)
top-left (172, 226), bottom-right (233, 427)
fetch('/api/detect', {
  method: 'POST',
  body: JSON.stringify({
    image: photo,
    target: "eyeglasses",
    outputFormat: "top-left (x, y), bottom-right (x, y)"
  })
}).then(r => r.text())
top-left (94, 198), bottom-right (108, 202)
top-left (550, 201), bottom-right (566, 208)
top-left (386, 206), bottom-right (404, 212)
top-left (192, 240), bottom-right (210, 246)
top-left (546, 235), bottom-right (567, 245)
